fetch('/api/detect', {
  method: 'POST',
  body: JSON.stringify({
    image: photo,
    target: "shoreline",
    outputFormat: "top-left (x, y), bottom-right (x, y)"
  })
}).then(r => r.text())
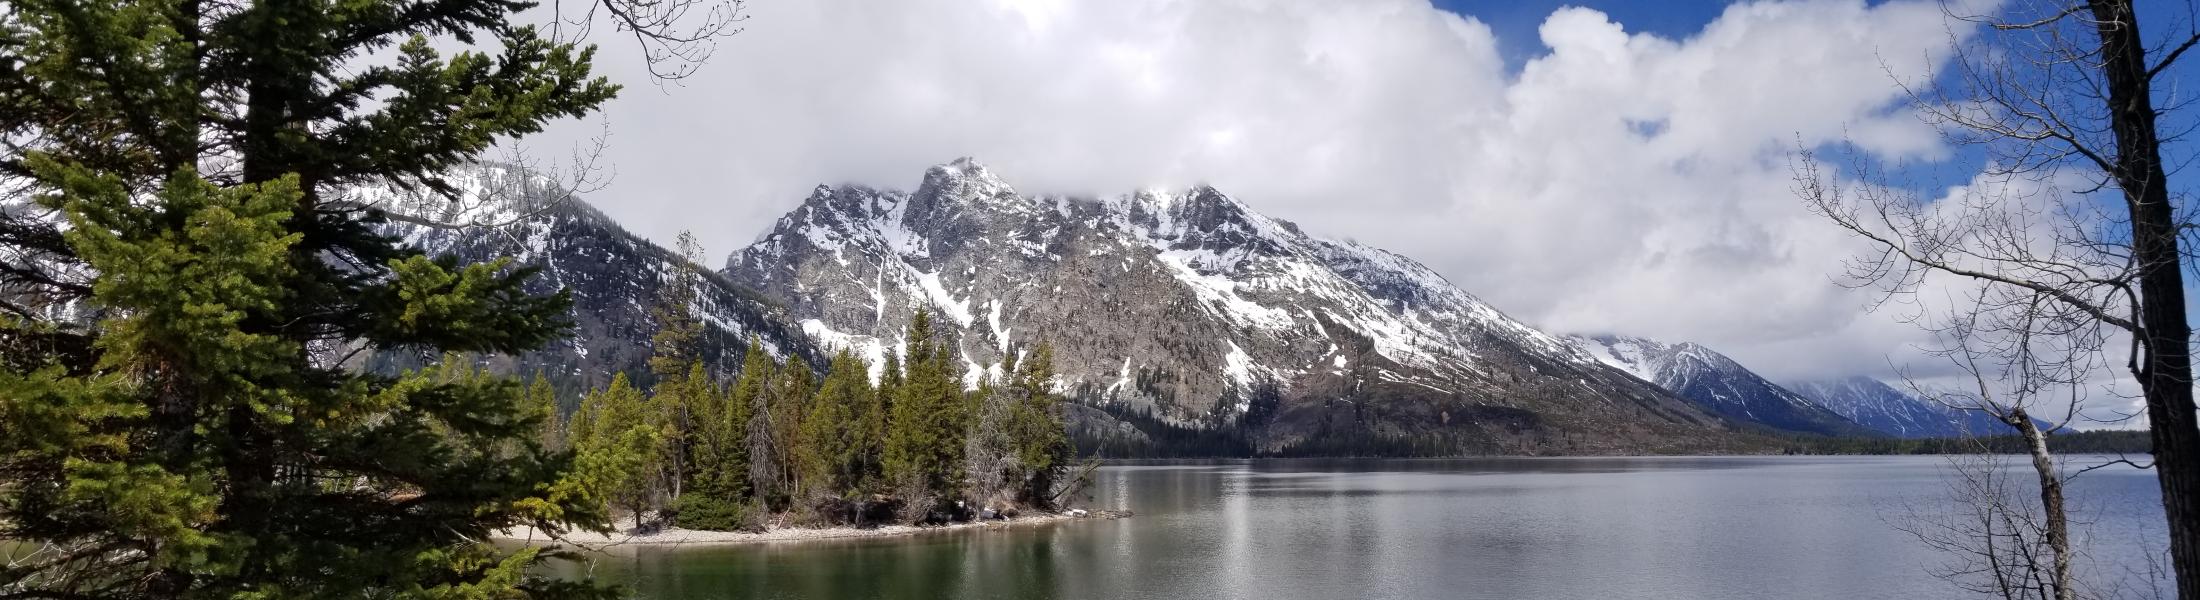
top-left (494, 511), bottom-right (1123, 551)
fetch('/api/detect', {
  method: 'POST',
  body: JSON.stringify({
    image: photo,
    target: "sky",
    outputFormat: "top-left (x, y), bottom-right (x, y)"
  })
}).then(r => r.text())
top-left (522, 0), bottom-right (2185, 424)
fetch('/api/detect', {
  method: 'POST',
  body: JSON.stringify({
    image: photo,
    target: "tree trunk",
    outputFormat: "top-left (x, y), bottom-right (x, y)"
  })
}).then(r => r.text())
top-left (2089, 2), bottom-right (2200, 598)
top-left (2014, 410), bottom-right (2076, 600)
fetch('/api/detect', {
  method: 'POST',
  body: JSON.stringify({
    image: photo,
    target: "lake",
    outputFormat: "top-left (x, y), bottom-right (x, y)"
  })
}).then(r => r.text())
top-left (544, 456), bottom-right (2171, 599)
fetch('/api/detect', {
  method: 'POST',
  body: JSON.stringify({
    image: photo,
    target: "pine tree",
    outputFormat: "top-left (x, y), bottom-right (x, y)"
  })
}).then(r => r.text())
top-left (532, 372), bottom-right (565, 451)
top-left (927, 339), bottom-right (970, 498)
top-left (1009, 344), bottom-right (1071, 507)
top-left (647, 231), bottom-right (706, 382)
top-left (769, 355), bottom-right (814, 499)
top-left (0, 0), bottom-right (663, 593)
top-left (674, 342), bottom-right (759, 531)
top-left (739, 340), bottom-right (784, 507)
top-left (864, 351), bottom-right (902, 494)
top-left (801, 350), bottom-right (871, 499)
top-left (645, 231), bottom-right (706, 508)
top-left (574, 373), bottom-right (660, 529)
top-left (568, 386), bottom-right (601, 450)
top-left (1, 168), bottom-right (614, 596)
top-left (884, 312), bottom-right (937, 493)
top-left (883, 310), bottom-right (971, 509)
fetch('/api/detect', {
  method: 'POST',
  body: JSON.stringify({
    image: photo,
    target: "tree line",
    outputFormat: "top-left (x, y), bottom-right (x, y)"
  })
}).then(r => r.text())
top-left (1781, 430), bottom-right (2155, 457)
top-left (547, 289), bottom-right (1080, 531)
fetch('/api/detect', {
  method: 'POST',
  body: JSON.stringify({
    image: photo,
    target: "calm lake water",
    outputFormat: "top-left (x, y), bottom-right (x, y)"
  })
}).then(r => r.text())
top-left (546, 456), bottom-right (2171, 599)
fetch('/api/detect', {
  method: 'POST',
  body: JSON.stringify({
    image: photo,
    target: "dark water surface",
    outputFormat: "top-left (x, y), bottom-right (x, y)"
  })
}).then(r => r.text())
top-left (547, 456), bottom-right (2170, 599)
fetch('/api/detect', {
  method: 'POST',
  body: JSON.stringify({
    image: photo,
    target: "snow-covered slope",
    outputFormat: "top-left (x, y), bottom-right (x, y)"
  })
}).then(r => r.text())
top-left (723, 158), bottom-right (1741, 454)
top-left (1786, 377), bottom-right (2025, 439)
top-left (366, 165), bottom-right (818, 393)
top-left (1565, 335), bottom-right (1875, 437)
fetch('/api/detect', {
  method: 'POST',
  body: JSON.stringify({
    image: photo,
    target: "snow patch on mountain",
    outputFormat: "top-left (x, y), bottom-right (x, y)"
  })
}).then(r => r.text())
top-left (1564, 334), bottom-right (1873, 437)
top-left (1786, 376), bottom-right (2027, 439)
top-left (363, 163), bottom-right (817, 388)
top-left (723, 158), bottom-right (1714, 436)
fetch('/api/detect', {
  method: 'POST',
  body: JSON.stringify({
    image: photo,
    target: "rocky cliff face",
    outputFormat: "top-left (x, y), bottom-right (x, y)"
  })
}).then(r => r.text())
top-left (722, 159), bottom-right (1744, 454)
top-left (1564, 334), bottom-right (1876, 437)
top-left (365, 165), bottom-right (819, 396)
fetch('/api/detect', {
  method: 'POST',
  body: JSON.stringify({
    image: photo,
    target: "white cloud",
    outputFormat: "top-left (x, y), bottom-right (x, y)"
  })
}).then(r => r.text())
top-left (536, 0), bottom-right (1995, 385)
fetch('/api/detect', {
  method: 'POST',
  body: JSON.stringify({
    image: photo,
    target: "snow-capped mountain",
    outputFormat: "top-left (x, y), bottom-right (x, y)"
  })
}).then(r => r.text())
top-left (1785, 376), bottom-right (2026, 439)
top-left (1564, 334), bottom-right (1876, 437)
top-left (722, 158), bottom-right (1745, 454)
top-left (364, 165), bottom-right (819, 395)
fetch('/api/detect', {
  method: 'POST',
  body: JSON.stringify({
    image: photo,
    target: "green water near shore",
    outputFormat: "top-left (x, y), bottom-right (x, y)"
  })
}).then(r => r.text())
top-left (543, 456), bottom-right (2170, 600)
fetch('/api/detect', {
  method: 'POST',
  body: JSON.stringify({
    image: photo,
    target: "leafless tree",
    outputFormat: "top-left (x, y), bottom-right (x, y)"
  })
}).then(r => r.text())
top-left (548, 0), bottom-right (745, 82)
top-left (343, 0), bottom-right (750, 234)
top-left (1899, 452), bottom-right (2067, 599)
top-left (1888, 300), bottom-right (2175, 599)
top-left (328, 120), bottom-right (617, 238)
top-left (964, 389), bottom-right (1020, 510)
top-left (1793, 2), bottom-right (2200, 596)
top-left (1889, 291), bottom-right (2106, 599)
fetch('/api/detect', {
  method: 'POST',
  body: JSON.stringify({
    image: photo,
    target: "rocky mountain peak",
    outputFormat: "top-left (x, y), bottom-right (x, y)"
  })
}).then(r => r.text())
top-left (912, 157), bottom-right (1022, 214)
top-left (794, 183), bottom-right (876, 217)
top-left (1666, 342), bottom-right (1743, 374)
top-left (722, 160), bottom-right (1738, 454)
top-left (1564, 334), bottom-right (1874, 437)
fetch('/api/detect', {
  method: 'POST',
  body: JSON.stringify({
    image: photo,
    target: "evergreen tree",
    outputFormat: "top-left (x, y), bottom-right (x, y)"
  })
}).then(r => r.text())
top-left (1009, 344), bottom-right (1071, 507)
top-left (647, 231), bottom-right (706, 382)
top-left (2, 163), bottom-right (611, 596)
top-left (674, 341), bottom-right (760, 531)
top-left (769, 355), bottom-right (814, 498)
top-left (568, 386), bottom-right (600, 450)
top-left (864, 351), bottom-right (902, 494)
top-left (740, 340), bottom-right (785, 507)
top-left (884, 310), bottom-right (970, 507)
top-left (0, 0), bottom-right (731, 591)
top-left (645, 231), bottom-right (706, 508)
top-left (532, 372), bottom-right (565, 451)
top-left (926, 334), bottom-right (970, 498)
top-left (573, 373), bottom-right (659, 529)
top-left (884, 313), bottom-right (936, 492)
top-left (719, 340), bottom-right (767, 500)
top-left (801, 350), bottom-right (871, 498)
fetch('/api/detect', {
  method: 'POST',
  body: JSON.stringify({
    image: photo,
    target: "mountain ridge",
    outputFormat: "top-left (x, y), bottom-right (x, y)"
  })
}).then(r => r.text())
top-left (362, 164), bottom-right (822, 397)
top-left (721, 159), bottom-right (1756, 455)
top-left (1563, 334), bottom-right (1878, 437)
top-left (1786, 376), bottom-right (2038, 439)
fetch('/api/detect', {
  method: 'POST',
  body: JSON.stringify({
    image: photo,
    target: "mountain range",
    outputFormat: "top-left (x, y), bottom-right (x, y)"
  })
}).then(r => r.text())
top-left (1563, 335), bottom-right (1877, 437)
top-left (1785, 376), bottom-right (2024, 439)
top-left (368, 159), bottom-right (2030, 452)
top-left (362, 165), bottom-right (820, 404)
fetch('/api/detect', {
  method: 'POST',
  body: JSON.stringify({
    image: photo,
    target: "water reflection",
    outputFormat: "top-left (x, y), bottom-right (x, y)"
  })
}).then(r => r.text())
top-left (542, 456), bottom-right (2168, 600)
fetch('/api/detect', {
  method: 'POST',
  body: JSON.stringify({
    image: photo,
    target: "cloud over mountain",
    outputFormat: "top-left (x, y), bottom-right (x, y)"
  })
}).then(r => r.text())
top-left (542, 0), bottom-right (1985, 383)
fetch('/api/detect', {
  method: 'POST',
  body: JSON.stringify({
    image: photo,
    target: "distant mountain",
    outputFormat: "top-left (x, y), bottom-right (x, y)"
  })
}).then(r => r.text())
top-left (363, 164), bottom-right (820, 397)
top-left (1564, 335), bottom-right (1877, 437)
top-left (1785, 376), bottom-right (2029, 439)
top-left (720, 158), bottom-right (1752, 455)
